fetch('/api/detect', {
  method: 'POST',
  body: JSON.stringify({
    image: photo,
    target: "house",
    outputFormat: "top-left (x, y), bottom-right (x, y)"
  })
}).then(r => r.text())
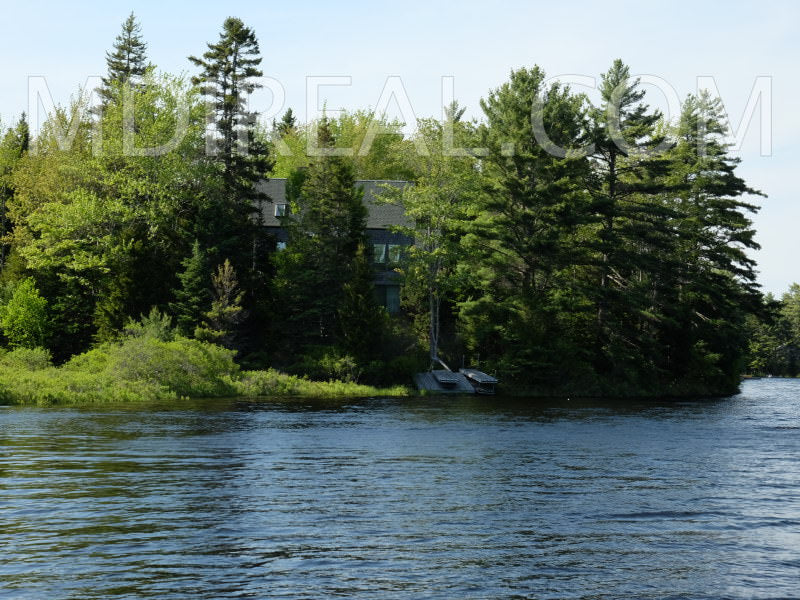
top-left (257, 178), bottom-right (413, 313)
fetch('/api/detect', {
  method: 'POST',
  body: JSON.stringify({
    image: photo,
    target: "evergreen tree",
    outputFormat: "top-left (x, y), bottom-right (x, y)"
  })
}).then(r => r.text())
top-left (195, 259), bottom-right (245, 349)
top-left (463, 65), bottom-right (592, 384)
top-left (189, 17), bottom-right (273, 301)
top-left (658, 90), bottom-right (763, 390)
top-left (98, 12), bottom-right (149, 106)
top-left (189, 17), bottom-right (271, 190)
top-left (275, 119), bottom-right (369, 352)
top-left (586, 59), bottom-right (675, 384)
top-left (274, 108), bottom-right (297, 137)
top-left (337, 243), bottom-right (384, 363)
top-left (0, 114), bottom-right (29, 267)
top-left (170, 240), bottom-right (210, 336)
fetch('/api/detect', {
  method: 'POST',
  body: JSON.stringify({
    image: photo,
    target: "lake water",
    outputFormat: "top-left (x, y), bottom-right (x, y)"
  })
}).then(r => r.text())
top-left (1, 379), bottom-right (799, 599)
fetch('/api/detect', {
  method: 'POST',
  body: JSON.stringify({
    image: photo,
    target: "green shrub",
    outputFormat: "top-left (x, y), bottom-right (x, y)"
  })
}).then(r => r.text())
top-left (0, 347), bottom-right (53, 371)
top-left (0, 278), bottom-right (49, 349)
top-left (123, 307), bottom-right (176, 341)
top-left (289, 347), bottom-right (369, 382)
top-left (0, 335), bottom-right (411, 406)
top-left (103, 336), bottom-right (239, 397)
top-left (234, 368), bottom-right (411, 398)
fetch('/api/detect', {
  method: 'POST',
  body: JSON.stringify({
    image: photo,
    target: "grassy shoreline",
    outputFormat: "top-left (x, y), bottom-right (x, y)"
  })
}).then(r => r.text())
top-left (0, 335), bottom-right (750, 407)
top-left (0, 340), bottom-right (411, 407)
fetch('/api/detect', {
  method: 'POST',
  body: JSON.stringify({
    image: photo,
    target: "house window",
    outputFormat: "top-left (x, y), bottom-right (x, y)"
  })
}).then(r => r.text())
top-left (274, 204), bottom-right (288, 217)
top-left (387, 244), bottom-right (403, 264)
top-left (373, 244), bottom-right (387, 264)
top-left (276, 241), bottom-right (287, 251)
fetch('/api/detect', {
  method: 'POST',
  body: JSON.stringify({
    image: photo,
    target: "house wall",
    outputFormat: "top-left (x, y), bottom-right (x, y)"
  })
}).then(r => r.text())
top-left (259, 178), bottom-right (414, 314)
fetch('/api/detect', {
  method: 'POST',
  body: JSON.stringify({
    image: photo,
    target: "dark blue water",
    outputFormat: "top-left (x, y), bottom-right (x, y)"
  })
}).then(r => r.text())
top-left (1, 379), bottom-right (799, 599)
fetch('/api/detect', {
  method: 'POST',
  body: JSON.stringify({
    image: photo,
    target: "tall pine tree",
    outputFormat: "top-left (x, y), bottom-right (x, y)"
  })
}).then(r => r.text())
top-left (189, 17), bottom-right (273, 294)
top-left (98, 13), bottom-right (149, 106)
top-left (274, 119), bottom-right (371, 354)
top-left (462, 65), bottom-right (592, 384)
top-left (586, 59), bottom-right (675, 385)
top-left (657, 90), bottom-right (763, 391)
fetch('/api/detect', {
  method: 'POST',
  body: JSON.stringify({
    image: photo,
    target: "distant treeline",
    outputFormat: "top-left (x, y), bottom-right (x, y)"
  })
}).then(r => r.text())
top-left (744, 284), bottom-right (800, 377)
top-left (0, 13), bottom-right (768, 396)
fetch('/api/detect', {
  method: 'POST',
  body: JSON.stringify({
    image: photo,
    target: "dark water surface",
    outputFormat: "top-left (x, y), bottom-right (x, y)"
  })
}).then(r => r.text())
top-left (2, 379), bottom-right (799, 599)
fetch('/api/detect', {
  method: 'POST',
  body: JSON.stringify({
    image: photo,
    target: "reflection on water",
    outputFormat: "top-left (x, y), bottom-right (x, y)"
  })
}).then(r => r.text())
top-left (2, 379), bottom-right (800, 598)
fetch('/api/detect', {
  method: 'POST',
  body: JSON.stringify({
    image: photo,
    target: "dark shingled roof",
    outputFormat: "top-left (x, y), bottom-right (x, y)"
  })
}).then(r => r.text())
top-left (256, 179), bottom-right (412, 229)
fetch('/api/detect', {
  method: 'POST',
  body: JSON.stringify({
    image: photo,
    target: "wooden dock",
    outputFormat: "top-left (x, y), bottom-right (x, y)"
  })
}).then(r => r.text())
top-left (414, 370), bottom-right (475, 394)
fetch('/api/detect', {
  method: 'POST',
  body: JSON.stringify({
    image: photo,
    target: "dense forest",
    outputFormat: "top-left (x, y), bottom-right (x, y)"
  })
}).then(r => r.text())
top-left (0, 14), bottom-right (778, 399)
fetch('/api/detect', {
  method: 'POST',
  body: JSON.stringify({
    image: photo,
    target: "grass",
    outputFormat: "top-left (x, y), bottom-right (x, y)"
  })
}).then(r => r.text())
top-left (0, 340), bottom-right (412, 407)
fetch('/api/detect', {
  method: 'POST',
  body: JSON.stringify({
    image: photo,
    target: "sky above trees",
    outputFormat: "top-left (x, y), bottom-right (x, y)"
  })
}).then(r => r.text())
top-left (0, 0), bottom-right (796, 294)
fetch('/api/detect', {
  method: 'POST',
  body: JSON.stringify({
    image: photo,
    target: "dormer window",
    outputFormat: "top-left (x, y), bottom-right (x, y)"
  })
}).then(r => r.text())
top-left (387, 244), bottom-right (403, 263)
top-left (274, 204), bottom-right (288, 217)
top-left (373, 244), bottom-right (387, 264)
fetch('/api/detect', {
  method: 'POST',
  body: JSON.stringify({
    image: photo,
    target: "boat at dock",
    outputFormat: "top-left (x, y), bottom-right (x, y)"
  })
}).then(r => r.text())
top-left (414, 366), bottom-right (498, 395)
top-left (459, 368), bottom-right (499, 395)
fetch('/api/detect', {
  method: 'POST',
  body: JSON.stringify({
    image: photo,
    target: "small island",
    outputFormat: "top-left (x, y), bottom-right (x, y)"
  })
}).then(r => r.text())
top-left (0, 15), bottom-right (778, 404)
top-left (3, 5), bottom-right (800, 600)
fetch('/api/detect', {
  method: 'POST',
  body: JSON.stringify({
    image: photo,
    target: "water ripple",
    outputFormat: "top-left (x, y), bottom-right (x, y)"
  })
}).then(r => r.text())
top-left (2, 379), bottom-right (800, 598)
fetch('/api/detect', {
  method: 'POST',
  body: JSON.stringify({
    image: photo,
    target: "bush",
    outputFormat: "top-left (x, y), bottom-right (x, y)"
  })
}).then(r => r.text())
top-left (0, 335), bottom-right (411, 406)
top-left (0, 278), bottom-right (49, 349)
top-left (0, 347), bottom-right (53, 371)
top-left (123, 307), bottom-right (176, 341)
top-left (289, 347), bottom-right (362, 382)
top-left (234, 368), bottom-right (410, 398)
top-left (101, 336), bottom-right (239, 397)
top-left (0, 334), bottom-right (239, 405)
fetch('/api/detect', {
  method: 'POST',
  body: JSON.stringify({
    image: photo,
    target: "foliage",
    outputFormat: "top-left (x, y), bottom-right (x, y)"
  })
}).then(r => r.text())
top-left (0, 333), bottom-right (239, 405)
top-left (0, 334), bottom-right (409, 405)
top-left (98, 12), bottom-right (149, 106)
top-left (123, 307), bottom-right (176, 342)
top-left (0, 114), bottom-right (29, 266)
top-left (744, 287), bottom-right (800, 376)
top-left (170, 240), bottom-right (210, 336)
top-left (337, 243), bottom-right (386, 363)
top-left (274, 119), bottom-right (375, 354)
top-left (9, 71), bottom-right (213, 354)
top-left (233, 368), bottom-right (410, 398)
top-left (0, 278), bottom-right (49, 348)
top-left (287, 347), bottom-right (363, 383)
top-left (195, 259), bottom-right (245, 348)
top-left (270, 109), bottom-right (415, 180)
top-left (0, 347), bottom-right (53, 371)
top-left (0, 22), bottom-right (770, 398)
top-left (378, 107), bottom-right (482, 367)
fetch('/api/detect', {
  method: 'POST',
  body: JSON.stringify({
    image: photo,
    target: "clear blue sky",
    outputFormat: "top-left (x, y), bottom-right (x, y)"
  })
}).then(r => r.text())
top-left (0, 0), bottom-right (797, 295)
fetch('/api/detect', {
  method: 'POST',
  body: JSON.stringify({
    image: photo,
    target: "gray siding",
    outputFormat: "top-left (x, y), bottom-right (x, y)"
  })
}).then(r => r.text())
top-left (257, 178), bottom-right (412, 229)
